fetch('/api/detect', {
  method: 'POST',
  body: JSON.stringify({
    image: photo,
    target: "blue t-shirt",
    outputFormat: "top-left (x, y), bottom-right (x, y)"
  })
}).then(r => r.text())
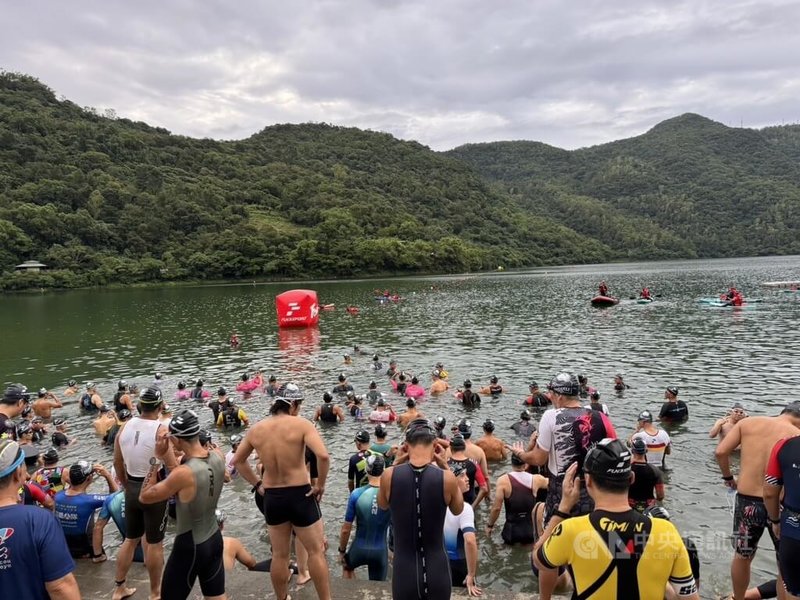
top-left (97, 492), bottom-right (144, 562)
top-left (54, 491), bottom-right (107, 539)
top-left (0, 504), bottom-right (75, 600)
top-left (344, 485), bottom-right (391, 552)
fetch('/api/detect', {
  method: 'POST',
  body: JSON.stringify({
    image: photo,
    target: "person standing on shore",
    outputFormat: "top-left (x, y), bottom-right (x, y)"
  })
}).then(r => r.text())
top-left (716, 401), bottom-right (800, 600)
top-left (112, 386), bottom-right (177, 600)
top-left (377, 418), bottom-right (463, 600)
top-left (233, 383), bottom-right (332, 600)
top-left (139, 409), bottom-right (226, 600)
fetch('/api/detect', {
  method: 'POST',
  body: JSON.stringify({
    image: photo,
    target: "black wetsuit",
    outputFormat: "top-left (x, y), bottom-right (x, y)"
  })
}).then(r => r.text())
top-left (319, 403), bottom-right (338, 423)
top-left (113, 391), bottom-right (128, 413)
top-left (389, 463), bottom-right (451, 600)
top-left (659, 401), bottom-right (689, 422)
top-left (461, 390), bottom-right (480, 409)
top-left (447, 457), bottom-right (478, 504)
top-left (502, 472), bottom-right (536, 545)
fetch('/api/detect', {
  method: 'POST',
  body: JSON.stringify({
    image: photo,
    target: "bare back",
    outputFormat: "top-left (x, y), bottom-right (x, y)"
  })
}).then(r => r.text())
top-left (250, 414), bottom-right (314, 488)
top-left (475, 435), bottom-right (506, 461)
top-left (737, 416), bottom-right (800, 495)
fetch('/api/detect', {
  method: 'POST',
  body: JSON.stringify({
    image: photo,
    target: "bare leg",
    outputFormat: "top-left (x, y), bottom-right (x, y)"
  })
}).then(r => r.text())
top-left (538, 565), bottom-right (559, 600)
top-left (295, 536), bottom-right (310, 585)
top-left (268, 522), bottom-right (294, 600)
top-left (145, 542), bottom-right (164, 600)
top-left (112, 537), bottom-right (139, 600)
top-left (731, 554), bottom-right (753, 600)
top-left (292, 520), bottom-right (331, 600)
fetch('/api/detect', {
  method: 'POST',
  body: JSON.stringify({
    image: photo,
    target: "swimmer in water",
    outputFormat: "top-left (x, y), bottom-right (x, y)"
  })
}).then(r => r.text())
top-left (709, 403), bottom-right (747, 441)
top-left (474, 419), bottom-right (506, 461)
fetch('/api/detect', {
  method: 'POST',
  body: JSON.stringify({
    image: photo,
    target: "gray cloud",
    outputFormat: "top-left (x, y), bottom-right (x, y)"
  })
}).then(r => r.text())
top-left (2, 0), bottom-right (799, 150)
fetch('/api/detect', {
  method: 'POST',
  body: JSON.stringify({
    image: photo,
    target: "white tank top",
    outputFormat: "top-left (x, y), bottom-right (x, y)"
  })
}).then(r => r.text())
top-left (118, 417), bottom-right (161, 477)
top-left (508, 471), bottom-right (533, 488)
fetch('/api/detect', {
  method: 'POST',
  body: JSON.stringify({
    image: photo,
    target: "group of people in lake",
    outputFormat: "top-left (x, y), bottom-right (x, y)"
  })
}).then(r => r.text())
top-left (1, 349), bottom-right (797, 600)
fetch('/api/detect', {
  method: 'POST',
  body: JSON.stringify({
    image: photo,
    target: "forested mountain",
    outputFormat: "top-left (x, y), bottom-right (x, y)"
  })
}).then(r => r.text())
top-left (0, 71), bottom-right (609, 289)
top-left (447, 114), bottom-right (800, 259)
top-left (2, 71), bottom-right (799, 291)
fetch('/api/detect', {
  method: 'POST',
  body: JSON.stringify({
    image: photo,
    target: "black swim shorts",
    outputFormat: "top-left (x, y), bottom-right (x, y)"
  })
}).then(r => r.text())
top-left (263, 485), bottom-right (321, 528)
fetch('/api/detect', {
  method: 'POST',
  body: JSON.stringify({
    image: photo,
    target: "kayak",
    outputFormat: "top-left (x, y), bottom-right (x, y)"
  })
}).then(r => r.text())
top-left (698, 297), bottom-right (765, 304)
top-left (636, 298), bottom-right (654, 304)
top-left (591, 295), bottom-right (619, 307)
top-left (321, 304), bottom-right (335, 311)
top-left (762, 280), bottom-right (800, 288)
top-left (704, 301), bottom-right (756, 309)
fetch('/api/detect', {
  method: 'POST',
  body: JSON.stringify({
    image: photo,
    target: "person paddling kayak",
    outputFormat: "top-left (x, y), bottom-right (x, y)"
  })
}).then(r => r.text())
top-left (598, 281), bottom-right (609, 296)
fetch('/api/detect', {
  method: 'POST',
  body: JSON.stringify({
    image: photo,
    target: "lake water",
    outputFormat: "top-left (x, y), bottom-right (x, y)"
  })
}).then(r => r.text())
top-left (3, 255), bottom-right (800, 598)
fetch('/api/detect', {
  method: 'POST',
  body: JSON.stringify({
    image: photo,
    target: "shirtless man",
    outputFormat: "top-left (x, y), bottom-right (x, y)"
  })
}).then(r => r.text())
top-left (233, 383), bottom-right (331, 600)
top-left (397, 399), bottom-right (424, 429)
top-left (709, 403), bottom-right (748, 441)
top-left (33, 388), bottom-right (62, 419)
top-left (715, 401), bottom-right (800, 600)
top-left (474, 419), bottom-right (507, 461)
top-left (64, 379), bottom-right (79, 396)
top-left (93, 407), bottom-right (117, 436)
top-left (429, 370), bottom-right (450, 395)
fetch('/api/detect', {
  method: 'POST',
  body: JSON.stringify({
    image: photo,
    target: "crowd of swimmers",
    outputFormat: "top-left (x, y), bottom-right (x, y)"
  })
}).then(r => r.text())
top-left (1, 352), bottom-right (798, 600)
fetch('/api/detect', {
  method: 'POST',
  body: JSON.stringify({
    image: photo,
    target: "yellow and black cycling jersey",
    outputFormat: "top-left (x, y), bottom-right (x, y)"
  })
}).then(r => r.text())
top-left (537, 509), bottom-right (697, 600)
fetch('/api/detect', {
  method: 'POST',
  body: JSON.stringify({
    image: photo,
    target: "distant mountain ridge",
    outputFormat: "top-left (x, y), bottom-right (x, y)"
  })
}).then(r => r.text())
top-left (447, 113), bottom-right (800, 258)
top-left (1, 70), bottom-right (799, 290)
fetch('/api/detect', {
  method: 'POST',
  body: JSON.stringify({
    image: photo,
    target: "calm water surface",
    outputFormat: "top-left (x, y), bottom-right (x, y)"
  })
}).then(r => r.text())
top-left (3, 255), bottom-right (800, 598)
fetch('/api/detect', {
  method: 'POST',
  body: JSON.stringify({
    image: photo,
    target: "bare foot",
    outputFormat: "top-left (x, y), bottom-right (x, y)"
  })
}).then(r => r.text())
top-left (295, 573), bottom-right (311, 586)
top-left (112, 586), bottom-right (137, 600)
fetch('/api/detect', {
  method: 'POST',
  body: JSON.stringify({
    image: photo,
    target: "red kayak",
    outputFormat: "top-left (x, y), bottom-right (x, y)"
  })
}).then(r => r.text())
top-left (591, 295), bottom-right (619, 306)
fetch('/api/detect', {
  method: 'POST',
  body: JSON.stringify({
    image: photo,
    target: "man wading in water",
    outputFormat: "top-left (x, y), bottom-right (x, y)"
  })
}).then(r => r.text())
top-left (233, 383), bottom-right (331, 600)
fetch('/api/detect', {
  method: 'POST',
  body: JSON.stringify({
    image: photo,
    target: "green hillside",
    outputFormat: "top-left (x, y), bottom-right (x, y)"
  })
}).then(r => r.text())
top-left (0, 71), bottom-right (610, 290)
top-left (447, 114), bottom-right (800, 258)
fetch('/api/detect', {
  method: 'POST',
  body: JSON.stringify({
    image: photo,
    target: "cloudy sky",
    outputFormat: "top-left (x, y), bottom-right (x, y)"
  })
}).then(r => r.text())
top-left (3, 0), bottom-right (799, 150)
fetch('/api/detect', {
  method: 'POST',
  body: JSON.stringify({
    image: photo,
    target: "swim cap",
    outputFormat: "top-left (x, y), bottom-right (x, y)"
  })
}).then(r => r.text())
top-left (463, 379), bottom-right (472, 388)
top-left (666, 386), bottom-right (679, 396)
top-left (199, 429), bottom-right (212, 445)
top-left (2, 384), bottom-right (30, 404)
top-left (230, 434), bottom-right (242, 447)
top-left (169, 409), bottom-right (201, 438)
top-left (118, 380), bottom-right (128, 391)
top-left (366, 454), bottom-right (385, 477)
top-left (411, 376), bottom-right (419, 385)
top-left (434, 416), bottom-right (446, 429)
top-left (338, 373), bottom-right (346, 383)
top-left (405, 419), bottom-right (436, 444)
top-left (354, 430), bottom-right (370, 444)
top-left (16, 421), bottom-right (32, 436)
top-left (450, 434), bottom-right (467, 451)
top-left (43, 447), bottom-right (59, 464)
top-left (215, 509), bottom-right (226, 525)
top-left (31, 416), bottom-right (43, 424)
top-left (241, 373), bottom-right (249, 381)
top-left (529, 381), bottom-right (538, 389)
top-left (53, 417), bottom-right (66, 427)
top-left (195, 379), bottom-right (204, 387)
top-left (490, 376), bottom-right (498, 384)
top-left (376, 398), bottom-right (386, 407)
top-left (99, 405), bottom-right (110, 413)
top-left (644, 505), bottom-right (671, 521)
top-left (520, 410), bottom-right (531, 421)
top-left (584, 439), bottom-right (632, 481)
top-left (630, 438), bottom-right (647, 455)
top-left (548, 372), bottom-right (580, 396)
top-left (450, 463), bottom-right (467, 477)
top-left (21, 405), bottom-right (32, 417)
top-left (86, 382), bottom-right (96, 390)
top-left (69, 460), bottom-right (94, 485)
top-left (177, 381), bottom-right (186, 390)
top-left (482, 419), bottom-right (495, 432)
top-left (578, 374), bottom-right (587, 384)
top-left (217, 387), bottom-right (227, 397)
top-left (323, 392), bottom-right (333, 402)
top-left (369, 381), bottom-right (377, 389)
top-left (373, 354), bottom-right (379, 361)
top-left (269, 375), bottom-right (277, 382)
top-left (38, 388), bottom-right (47, 397)
top-left (0, 440), bottom-right (24, 478)
top-left (511, 453), bottom-right (526, 467)
top-left (154, 372), bottom-right (162, 380)
top-left (118, 409), bottom-right (132, 421)
top-left (68, 379), bottom-right (77, 387)
top-left (637, 410), bottom-right (653, 423)
top-left (781, 401), bottom-right (800, 417)
top-left (346, 390), bottom-right (355, 398)
top-left (457, 418), bottom-right (472, 438)
top-left (590, 391), bottom-right (601, 401)
top-left (139, 387), bottom-right (163, 406)
top-left (406, 398), bottom-right (416, 408)
top-left (374, 423), bottom-right (387, 437)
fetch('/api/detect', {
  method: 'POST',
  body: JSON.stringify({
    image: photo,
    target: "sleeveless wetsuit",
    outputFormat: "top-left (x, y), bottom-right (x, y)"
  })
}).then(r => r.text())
top-left (80, 393), bottom-right (98, 412)
top-left (161, 452), bottom-right (225, 600)
top-left (502, 472), bottom-right (536, 545)
top-left (319, 403), bottom-right (338, 423)
top-left (389, 463), bottom-right (451, 600)
top-left (113, 391), bottom-right (128, 413)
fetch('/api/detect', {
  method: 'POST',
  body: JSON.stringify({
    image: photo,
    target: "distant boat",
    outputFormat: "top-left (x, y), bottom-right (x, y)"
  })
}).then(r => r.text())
top-left (762, 280), bottom-right (800, 288)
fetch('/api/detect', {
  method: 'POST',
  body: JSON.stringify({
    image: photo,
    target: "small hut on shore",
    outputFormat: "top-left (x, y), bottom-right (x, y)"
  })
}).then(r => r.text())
top-left (15, 260), bottom-right (47, 273)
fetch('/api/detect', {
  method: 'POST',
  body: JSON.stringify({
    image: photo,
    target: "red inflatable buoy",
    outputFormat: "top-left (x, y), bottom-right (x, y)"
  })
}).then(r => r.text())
top-left (276, 289), bottom-right (320, 328)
